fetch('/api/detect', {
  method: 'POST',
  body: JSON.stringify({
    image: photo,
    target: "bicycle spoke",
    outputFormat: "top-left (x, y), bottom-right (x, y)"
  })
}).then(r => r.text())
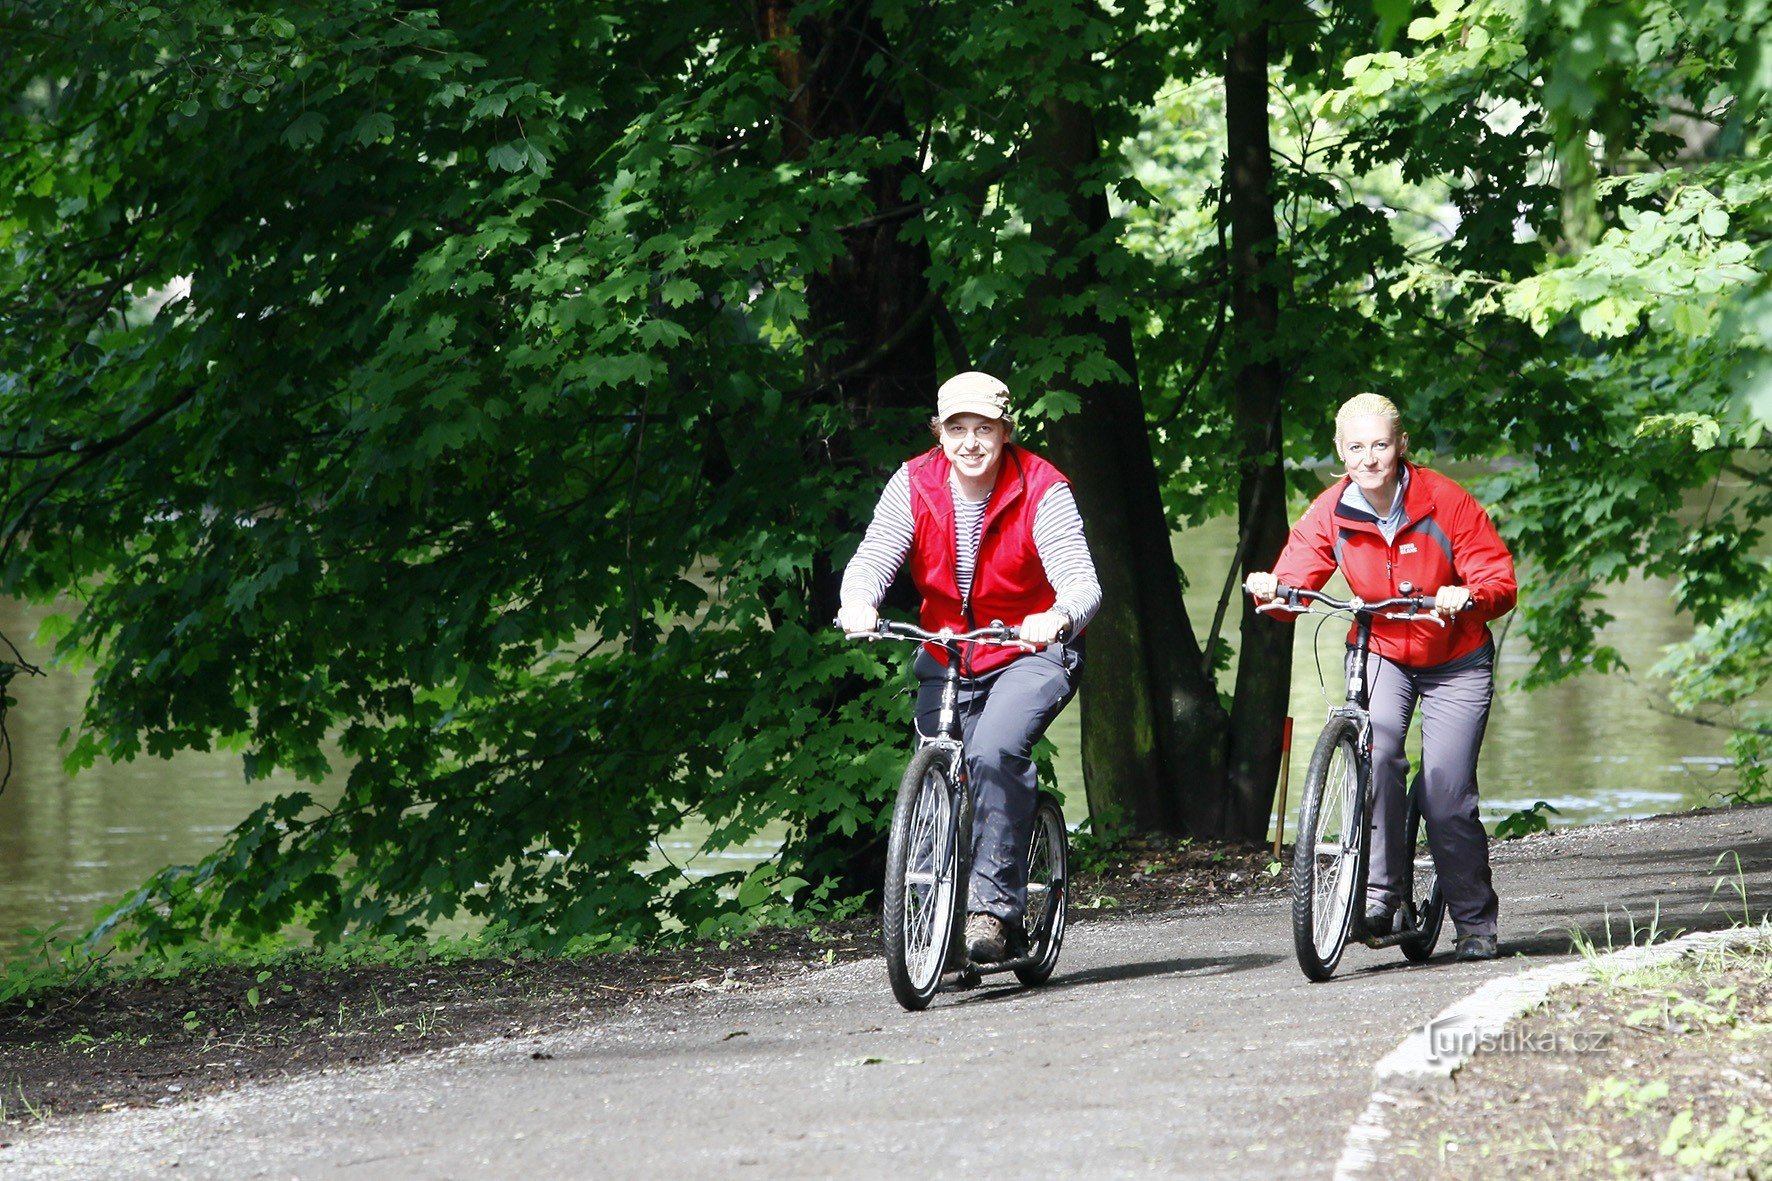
top-left (900, 770), bottom-right (951, 987)
top-left (1024, 824), bottom-right (1052, 933)
top-left (1312, 740), bottom-right (1360, 960)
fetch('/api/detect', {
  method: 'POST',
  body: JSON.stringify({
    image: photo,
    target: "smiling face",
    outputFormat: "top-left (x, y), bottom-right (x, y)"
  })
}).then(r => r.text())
top-left (1336, 413), bottom-right (1407, 507)
top-left (939, 413), bottom-right (1007, 490)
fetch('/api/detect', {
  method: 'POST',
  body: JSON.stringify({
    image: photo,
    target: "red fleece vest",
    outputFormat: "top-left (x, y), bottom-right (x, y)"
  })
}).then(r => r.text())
top-left (906, 444), bottom-right (1069, 672)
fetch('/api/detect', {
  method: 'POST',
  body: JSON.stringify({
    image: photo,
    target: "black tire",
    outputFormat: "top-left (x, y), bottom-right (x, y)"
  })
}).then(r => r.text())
top-left (1399, 792), bottom-right (1447, 962)
top-left (882, 745), bottom-right (963, 1011)
top-left (1292, 715), bottom-right (1365, 981)
top-left (947, 768), bottom-right (975, 970)
top-left (1014, 792), bottom-right (1069, 986)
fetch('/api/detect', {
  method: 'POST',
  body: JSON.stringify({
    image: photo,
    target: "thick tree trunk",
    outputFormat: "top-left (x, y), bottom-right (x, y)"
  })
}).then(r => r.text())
top-left (1220, 22), bottom-right (1296, 843)
top-left (758, 0), bottom-right (937, 891)
top-left (1023, 96), bottom-right (1230, 835)
top-left (758, 0), bottom-right (936, 622)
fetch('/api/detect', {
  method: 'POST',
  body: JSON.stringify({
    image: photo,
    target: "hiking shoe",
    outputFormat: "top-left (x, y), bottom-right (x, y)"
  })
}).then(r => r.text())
top-left (1455, 933), bottom-right (1499, 962)
top-left (965, 912), bottom-right (1007, 963)
top-left (1364, 902), bottom-right (1397, 935)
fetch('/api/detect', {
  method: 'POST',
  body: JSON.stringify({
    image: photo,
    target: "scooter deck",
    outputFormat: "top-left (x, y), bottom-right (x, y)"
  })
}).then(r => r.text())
top-left (1353, 908), bottom-right (1436, 950)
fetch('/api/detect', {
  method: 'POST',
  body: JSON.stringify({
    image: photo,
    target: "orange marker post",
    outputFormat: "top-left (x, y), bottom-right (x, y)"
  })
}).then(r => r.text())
top-left (1271, 716), bottom-right (1294, 859)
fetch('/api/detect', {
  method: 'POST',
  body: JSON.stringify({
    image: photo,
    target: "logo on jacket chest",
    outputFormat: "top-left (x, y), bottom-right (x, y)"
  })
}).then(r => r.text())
top-left (1399, 542), bottom-right (1418, 555)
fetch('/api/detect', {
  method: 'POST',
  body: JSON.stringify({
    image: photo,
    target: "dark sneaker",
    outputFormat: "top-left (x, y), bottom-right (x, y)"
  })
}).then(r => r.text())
top-left (965, 912), bottom-right (1007, 963)
top-left (1364, 902), bottom-right (1397, 934)
top-left (1455, 933), bottom-right (1499, 961)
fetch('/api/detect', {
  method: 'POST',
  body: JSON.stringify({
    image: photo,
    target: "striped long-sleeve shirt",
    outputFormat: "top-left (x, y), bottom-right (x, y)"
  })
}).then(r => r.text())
top-left (839, 465), bottom-right (1102, 630)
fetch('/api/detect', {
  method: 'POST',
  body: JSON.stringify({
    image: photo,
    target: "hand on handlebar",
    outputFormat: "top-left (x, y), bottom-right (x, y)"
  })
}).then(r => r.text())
top-left (1018, 610), bottom-right (1070, 646)
top-left (837, 603), bottom-right (879, 637)
top-left (1433, 585), bottom-right (1472, 616)
top-left (1244, 572), bottom-right (1279, 602)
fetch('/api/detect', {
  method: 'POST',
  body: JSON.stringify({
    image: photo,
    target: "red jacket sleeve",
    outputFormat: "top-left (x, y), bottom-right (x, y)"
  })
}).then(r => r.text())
top-left (1270, 485), bottom-right (1343, 596)
top-left (1448, 488), bottom-right (1517, 623)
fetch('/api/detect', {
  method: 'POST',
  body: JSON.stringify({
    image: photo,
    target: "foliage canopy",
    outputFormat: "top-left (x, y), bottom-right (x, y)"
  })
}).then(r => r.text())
top-left (1, 0), bottom-right (1767, 952)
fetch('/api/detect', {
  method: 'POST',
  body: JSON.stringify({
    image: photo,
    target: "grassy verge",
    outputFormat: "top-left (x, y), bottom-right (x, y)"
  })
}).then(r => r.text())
top-left (0, 917), bottom-right (882, 1133)
top-left (1382, 927), bottom-right (1772, 1179)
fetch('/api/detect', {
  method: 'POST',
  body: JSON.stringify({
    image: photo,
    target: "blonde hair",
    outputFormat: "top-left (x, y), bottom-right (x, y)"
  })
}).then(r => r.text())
top-left (1334, 392), bottom-right (1403, 444)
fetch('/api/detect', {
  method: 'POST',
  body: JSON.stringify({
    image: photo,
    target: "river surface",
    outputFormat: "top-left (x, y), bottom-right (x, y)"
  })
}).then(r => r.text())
top-left (0, 510), bottom-right (1740, 953)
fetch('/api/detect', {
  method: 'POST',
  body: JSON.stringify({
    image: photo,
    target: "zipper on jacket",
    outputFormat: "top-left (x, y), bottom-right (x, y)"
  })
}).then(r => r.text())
top-left (960, 595), bottom-right (978, 677)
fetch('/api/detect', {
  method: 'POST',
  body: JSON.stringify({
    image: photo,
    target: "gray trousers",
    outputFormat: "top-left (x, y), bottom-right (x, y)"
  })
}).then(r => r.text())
top-left (1364, 642), bottom-right (1500, 937)
top-left (914, 641), bottom-right (1081, 927)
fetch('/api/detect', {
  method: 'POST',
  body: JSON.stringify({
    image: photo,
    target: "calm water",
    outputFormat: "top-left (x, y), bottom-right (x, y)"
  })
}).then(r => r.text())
top-left (0, 512), bottom-right (1739, 951)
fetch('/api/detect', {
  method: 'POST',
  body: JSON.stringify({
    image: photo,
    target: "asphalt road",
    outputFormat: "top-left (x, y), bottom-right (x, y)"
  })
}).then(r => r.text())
top-left (8, 806), bottom-right (1771, 1179)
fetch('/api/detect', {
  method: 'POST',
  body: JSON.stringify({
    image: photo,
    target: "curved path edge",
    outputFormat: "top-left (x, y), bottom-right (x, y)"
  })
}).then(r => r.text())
top-left (1333, 923), bottom-right (1772, 1180)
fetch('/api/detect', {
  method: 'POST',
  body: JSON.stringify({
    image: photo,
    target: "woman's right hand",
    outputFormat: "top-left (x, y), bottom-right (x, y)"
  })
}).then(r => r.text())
top-left (1244, 572), bottom-right (1279, 601)
top-left (837, 604), bottom-right (880, 635)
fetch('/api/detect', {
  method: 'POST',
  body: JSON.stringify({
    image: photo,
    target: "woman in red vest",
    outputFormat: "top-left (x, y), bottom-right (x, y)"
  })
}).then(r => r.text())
top-left (838, 372), bottom-right (1101, 963)
top-left (1246, 393), bottom-right (1517, 962)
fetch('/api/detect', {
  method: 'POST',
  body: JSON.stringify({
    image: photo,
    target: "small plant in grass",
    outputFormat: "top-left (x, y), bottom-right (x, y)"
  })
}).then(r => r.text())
top-left (1705, 850), bottom-right (1760, 927)
top-left (1069, 807), bottom-right (1135, 877)
top-left (1585, 1075), bottom-right (1670, 1116)
top-left (1660, 1104), bottom-right (1772, 1171)
top-left (1569, 901), bottom-right (1682, 980)
top-left (3, 1085), bottom-right (49, 1123)
top-left (1493, 800), bottom-right (1559, 839)
top-left (1, 923), bottom-right (113, 1006)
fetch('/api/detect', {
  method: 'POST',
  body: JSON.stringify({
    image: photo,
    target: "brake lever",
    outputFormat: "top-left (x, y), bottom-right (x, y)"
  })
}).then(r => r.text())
top-left (1381, 610), bottom-right (1448, 628)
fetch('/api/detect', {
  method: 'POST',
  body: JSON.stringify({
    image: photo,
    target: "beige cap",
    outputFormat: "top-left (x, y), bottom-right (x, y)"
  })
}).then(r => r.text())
top-left (936, 371), bottom-right (1011, 422)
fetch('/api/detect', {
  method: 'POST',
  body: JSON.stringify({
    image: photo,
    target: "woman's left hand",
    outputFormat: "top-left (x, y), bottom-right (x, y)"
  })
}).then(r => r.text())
top-left (1435, 585), bottom-right (1473, 615)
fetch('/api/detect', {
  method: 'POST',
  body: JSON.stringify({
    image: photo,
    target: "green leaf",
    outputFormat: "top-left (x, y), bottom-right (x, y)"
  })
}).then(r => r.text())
top-left (486, 141), bottom-right (528, 172)
top-left (351, 112), bottom-right (395, 145)
top-left (283, 111), bottom-right (326, 149)
top-left (637, 318), bottom-right (690, 349)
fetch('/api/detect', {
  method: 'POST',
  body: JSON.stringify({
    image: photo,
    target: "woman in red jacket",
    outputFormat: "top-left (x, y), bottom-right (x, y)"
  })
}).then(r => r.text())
top-left (1246, 393), bottom-right (1517, 962)
top-left (838, 372), bottom-right (1100, 964)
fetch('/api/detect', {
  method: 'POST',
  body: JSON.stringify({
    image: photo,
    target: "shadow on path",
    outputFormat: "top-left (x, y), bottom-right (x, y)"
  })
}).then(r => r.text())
top-left (945, 951), bottom-right (1284, 1007)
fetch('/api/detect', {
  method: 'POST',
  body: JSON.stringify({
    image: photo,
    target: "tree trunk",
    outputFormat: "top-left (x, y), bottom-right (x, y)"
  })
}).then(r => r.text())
top-left (1023, 95), bottom-right (1230, 835)
top-left (758, 0), bottom-right (937, 892)
top-left (760, 0), bottom-right (936, 624)
top-left (1220, 21), bottom-right (1296, 843)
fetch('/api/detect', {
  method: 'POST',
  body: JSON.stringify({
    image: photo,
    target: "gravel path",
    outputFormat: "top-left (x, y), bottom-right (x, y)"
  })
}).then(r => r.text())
top-left (7, 806), bottom-right (1770, 1179)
